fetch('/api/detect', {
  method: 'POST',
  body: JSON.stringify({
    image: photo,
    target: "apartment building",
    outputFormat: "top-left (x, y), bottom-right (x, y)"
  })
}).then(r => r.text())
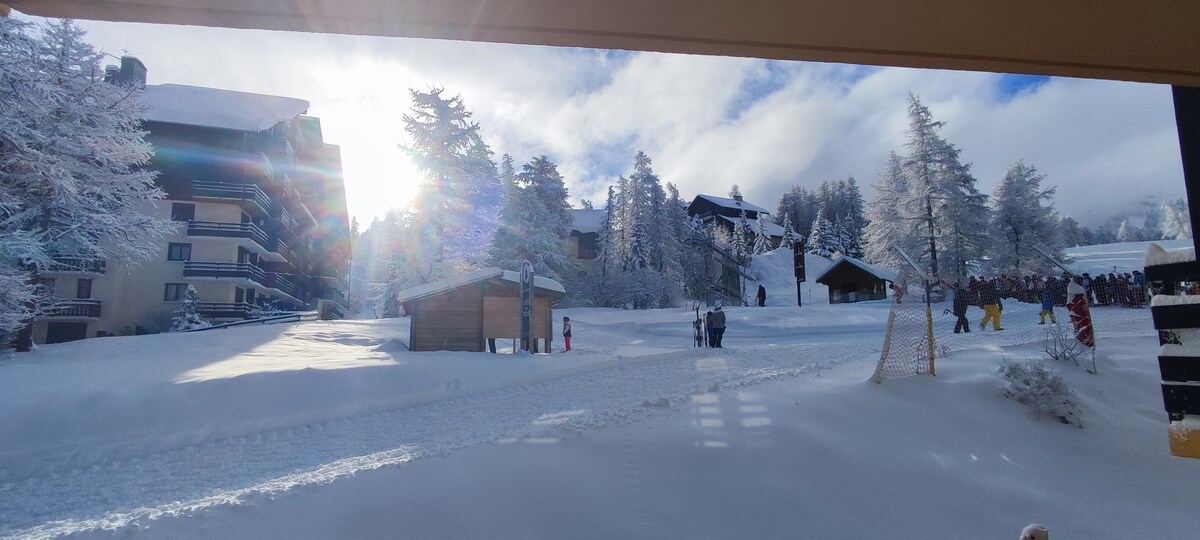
top-left (32, 57), bottom-right (350, 344)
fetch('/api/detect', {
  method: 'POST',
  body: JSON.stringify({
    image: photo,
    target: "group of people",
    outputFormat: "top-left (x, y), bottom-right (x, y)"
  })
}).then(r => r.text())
top-left (694, 306), bottom-right (727, 348)
top-left (973, 271), bottom-right (1148, 309)
top-left (946, 270), bottom-right (1127, 333)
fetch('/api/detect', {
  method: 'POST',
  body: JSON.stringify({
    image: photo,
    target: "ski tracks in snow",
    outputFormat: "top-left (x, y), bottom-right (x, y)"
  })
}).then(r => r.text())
top-left (1, 339), bottom-right (871, 539)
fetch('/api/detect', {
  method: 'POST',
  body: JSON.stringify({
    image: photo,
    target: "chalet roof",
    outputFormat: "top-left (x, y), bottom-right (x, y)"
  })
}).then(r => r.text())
top-left (141, 83), bottom-right (310, 132)
top-left (814, 256), bottom-right (898, 284)
top-left (693, 194), bottom-right (770, 215)
top-left (569, 209), bottom-right (606, 234)
top-left (715, 214), bottom-right (786, 238)
top-left (396, 267), bottom-right (566, 305)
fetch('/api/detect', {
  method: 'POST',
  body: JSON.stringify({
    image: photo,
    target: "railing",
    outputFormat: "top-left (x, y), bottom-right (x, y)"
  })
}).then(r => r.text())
top-left (46, 258), bottom-right (106, 274)
top-left (46, 299), bottom-right (102, 318)
top-left (194, 302), bottom-right (255, 320)
top-left (183, 261), bottom-right (267, 285)
top-left (318, 289), bottom-right (349, 308)
top-left (187, 220), bottom-right (270, 249)
top-left (186, 310), bottom-right (320, 331)
top-left (192, 180), bottom-right (272, 214)
top-left (264, 272), bottom-right (300, 299)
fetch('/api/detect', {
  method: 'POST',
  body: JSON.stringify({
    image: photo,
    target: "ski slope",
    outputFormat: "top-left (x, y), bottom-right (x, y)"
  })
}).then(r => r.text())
top-left (1, 242), bottom-right (1197, 539)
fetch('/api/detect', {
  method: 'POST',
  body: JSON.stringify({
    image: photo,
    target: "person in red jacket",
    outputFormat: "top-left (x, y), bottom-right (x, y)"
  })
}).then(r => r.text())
top-left (562, 316), bottom-right (572, 352)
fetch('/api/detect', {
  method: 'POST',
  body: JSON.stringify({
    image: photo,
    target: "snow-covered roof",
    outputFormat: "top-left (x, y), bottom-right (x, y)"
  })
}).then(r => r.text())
top-left (396, 267), bottom-right (566, 305)
top-left (569, 209), bottom-right (606, 234)
top-left (813, 256), bottom-right (898, 284)
top-left (141, 84), bottom-right (310, 132)
top-left (715, 215), bottom-right (786, 237)
top-left (694, 194), bottom-right (770, 215)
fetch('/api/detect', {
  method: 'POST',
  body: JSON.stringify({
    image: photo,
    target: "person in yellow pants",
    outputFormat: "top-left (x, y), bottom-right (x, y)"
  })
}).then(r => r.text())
top-left (1038, 277), bottom-right (1058, 325)
top-left (978, 277), bottom-right (1004, 331)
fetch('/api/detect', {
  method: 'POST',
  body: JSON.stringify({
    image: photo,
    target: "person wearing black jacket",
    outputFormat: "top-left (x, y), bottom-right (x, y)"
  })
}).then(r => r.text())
top-left (978, 277), bottom-right (1003, 331)
top-left (952, 285), bottom-right (972, 333)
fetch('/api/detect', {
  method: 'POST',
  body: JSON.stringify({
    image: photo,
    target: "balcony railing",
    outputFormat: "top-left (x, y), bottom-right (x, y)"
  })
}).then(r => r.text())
top-left (183, 261), bottom-right (267, 285)
top-left (46, 258), bottom-right (106, 274)
top-left (318, 290), bottom-right (348, 308)
top-left (46, 299), bottom-right (102, 318)
top-left (264, 272), bottom-right (300, 299)
top-left (187, 220), bottom-right (270, 250)
top-left (195, 302), bottom-right (254, 320)
top-left (192, 180), bottom-right (272, 215)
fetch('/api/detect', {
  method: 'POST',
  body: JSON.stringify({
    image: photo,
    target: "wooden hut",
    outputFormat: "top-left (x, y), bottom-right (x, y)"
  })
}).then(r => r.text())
top-left (396, 268), bottom-right (566, 352)
top-left (814, 256), bottom-right (896, 304)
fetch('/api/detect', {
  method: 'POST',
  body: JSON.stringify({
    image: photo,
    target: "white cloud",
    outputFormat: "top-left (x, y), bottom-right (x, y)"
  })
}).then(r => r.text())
top-left (71, 18), bottom-right (1186, 226)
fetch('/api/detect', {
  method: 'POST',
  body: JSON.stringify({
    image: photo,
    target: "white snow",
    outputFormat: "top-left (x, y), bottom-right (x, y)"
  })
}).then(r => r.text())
top-left (2, 242), bottom-right (1198, 539)
top-left (1062, 238), bottom-right (1192, 276)
top-left (694, 194), bottom-right (770, 215)
top-left (1144, 242), bottom-right (1196, 267)
top-left (812, 254), bottom-right (898, 284)
top-left (141, 84), bottom-right (310, 132)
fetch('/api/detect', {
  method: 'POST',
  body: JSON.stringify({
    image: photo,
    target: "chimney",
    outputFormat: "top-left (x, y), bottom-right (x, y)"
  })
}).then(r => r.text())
top-left (104, 65), bottom-right (120, 83)
top-left (733, 194), bottom-right (743, 204)
top-left (109, 56), bottom-right (147, 87)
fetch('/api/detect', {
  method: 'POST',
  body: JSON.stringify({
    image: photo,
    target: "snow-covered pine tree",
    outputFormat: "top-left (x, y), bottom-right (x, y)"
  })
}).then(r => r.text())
top-left (842, 177), bottom-right (867, 257)
top-left (988, 161), bottom-right (1062, 275)
top-left (779, 212), bottom-right (797, 250)
top-left (1, 19), bottom-right (173, 350)
top-left (864, 152), bottom-right (914, 268)
top-left (729, 184), bottom-right (742, 199)
top-left (1116, 219), bottom-right (1136, 242)
top-left (402, 87), bottom-right (498, 279)
top-left (832, 214), bottom-right (851, 256)
top-left (732, 208), bottom-right (750, 264)
top-left (806, 204), bottom-right (835, 258)
top-left (752, 214), bottom-right (771, 256)
top-left (169, 285), bottom-right (210, 332)
top-left (1161, 198), bottom-right (1193, 239)
top-left (901, 94), bottom-right (990, 282)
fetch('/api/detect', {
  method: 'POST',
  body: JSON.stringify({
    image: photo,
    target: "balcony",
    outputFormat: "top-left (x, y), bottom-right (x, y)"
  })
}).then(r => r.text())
top-left (187, 220), bottom-right (270, 250)
top-left (46, 258), bottom-right (106, 274)
top-left (183, 261), bottom-right (267, 284)
top-left (318, 289), bottom-right (348, 309)
top-left (46, 299), bottom-right (102, 318)
top-left (195, 302), bottom-right (253, 320)
top-left (192, 180), bottom-right (272, 215)
top-left (264, 272), bottom-right (300, 300)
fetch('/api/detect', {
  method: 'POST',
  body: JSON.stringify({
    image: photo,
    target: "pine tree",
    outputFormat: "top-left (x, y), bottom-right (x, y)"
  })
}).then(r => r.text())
top-left (1161, 199), bottom-right (1192, 240)
top-left (864, 151), bottom-right (917, 267)
top-left (402, 87), bottom-right (498, 278)
top-left (779, 212), bottom-right (798, 249)
top-left (488, 155), bottom-right (575, 281)
top-left (1, 19), bottom-right (172, 350)
top-left (988, 161), bottom-right (1061, 275)
top-left (732, 208), bottom-right (750, 263)
top-left (752, 215), bottom-right (771, 255)
top-left (1116, 219), bottom-right (1136, 242)
top-left (901, 94), bottom-right (990, 282)
top-left (169, 285), bottom-right (210, 332)
top-left (806, 204), bottom-right (836, 258)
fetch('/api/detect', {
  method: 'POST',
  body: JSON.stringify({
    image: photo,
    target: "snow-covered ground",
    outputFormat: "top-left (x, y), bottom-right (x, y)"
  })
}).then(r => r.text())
top-left (2, 242), bottom-right (1198, 539)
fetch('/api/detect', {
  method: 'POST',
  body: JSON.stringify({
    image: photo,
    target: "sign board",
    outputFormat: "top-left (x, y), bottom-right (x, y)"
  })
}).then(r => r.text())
top-left (520, 261), bottom-right (533, 352)
top-left (792, 241), bottom-right (806, 282)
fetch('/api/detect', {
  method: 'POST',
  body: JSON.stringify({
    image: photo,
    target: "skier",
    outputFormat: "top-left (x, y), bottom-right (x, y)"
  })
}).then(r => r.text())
top-left (1039, 277), bottom-right (1058, 324)
top-left (711, 305), bottom-right (727, 348)
top-left (978, 277), bottom-right (1003, 331)
top-left (561, 316), bottom-right (572, 352)
top-left (952, 283), bottom-right (971, 333)
top-left (757, 285), bottom-right (767, 307)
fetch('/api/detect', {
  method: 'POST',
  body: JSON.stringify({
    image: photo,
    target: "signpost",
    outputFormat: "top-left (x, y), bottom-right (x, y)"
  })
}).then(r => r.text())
top-left (520, 261), bottom-right (533, 352)
top-left (793, 240), bottom-right (806, 306)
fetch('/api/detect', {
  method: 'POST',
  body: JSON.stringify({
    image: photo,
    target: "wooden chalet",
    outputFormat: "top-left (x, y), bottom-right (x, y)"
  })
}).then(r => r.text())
top-left (396, 268), bottom-right (566, 352)
top-left (814, 256), bottom-right (896, 304)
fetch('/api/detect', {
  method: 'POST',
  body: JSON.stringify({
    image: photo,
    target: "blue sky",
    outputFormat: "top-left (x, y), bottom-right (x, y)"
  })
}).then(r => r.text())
top-left (44, 15), bottom-right (1189, 227)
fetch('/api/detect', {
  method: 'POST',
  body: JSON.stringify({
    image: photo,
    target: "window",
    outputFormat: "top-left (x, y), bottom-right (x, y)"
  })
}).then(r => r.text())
top-left (246, 288), bottom-right (256, 304)
top-left (164, 283), bottom-right (188, 302)
top-left (76, 278), bottom-right (92, 299)
top-left (167, 242), bottom-right (191, 261)
top-left (171, 203), bottom-right (195, 222)
top-left (234, 287), bottom-right (244, 303)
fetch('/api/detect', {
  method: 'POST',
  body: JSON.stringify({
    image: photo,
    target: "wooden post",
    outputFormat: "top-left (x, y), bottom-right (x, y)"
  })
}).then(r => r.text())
top-left (1172, 86), bottom-right (1200, 258)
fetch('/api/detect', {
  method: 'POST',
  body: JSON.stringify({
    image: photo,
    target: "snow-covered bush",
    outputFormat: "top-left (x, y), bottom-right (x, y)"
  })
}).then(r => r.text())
top-left (1042, 323), bottom-right (1085, 366)
top-left (169, 285), bottom-right (210, 332)
top-left (999, 358), bottom-right (1082, 427)
top-left (248, 300), bottom-right (285, 319)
